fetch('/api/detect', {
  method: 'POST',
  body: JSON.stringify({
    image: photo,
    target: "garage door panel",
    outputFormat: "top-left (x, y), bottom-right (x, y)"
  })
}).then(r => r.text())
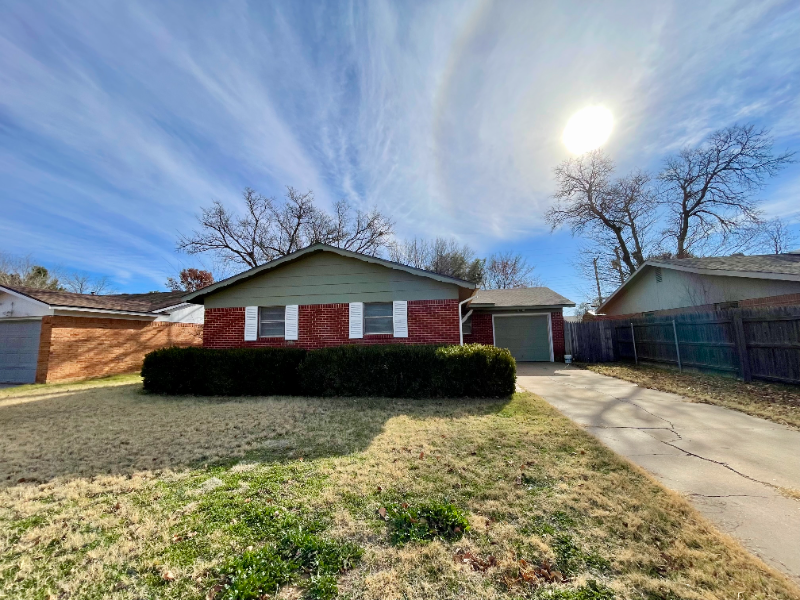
top-left (0, 320), bottom-right (42, 383)
top-left (494, 315), bottom-right (551, 362)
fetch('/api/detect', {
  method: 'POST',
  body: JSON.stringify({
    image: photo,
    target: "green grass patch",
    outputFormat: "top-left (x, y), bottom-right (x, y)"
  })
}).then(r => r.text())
top-left (384, 500), bottom-right (469, 546)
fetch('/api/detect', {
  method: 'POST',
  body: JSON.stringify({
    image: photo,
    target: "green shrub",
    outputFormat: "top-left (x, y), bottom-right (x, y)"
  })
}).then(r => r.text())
top-left (299, 344), bottom-right (515, 398)
top-left (141, 347), bottom-right (306, 395)
top-left (384, 500), bottom-right (470, 545)
top-left (142, 343), bottom-right (515, 398)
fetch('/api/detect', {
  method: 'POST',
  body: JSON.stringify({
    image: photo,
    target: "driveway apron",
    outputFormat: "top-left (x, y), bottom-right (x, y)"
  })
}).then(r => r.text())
top-left (516, 362), bottom-right (800, 583)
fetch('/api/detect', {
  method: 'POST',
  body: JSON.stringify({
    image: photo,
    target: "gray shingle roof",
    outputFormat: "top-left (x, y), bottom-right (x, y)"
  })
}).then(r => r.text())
top-left (471, 287), bottom-right (575, 308)
top-left (651, 254), bottom-right (800, 276)
top-left (2, 286), bottom-right (187, 313)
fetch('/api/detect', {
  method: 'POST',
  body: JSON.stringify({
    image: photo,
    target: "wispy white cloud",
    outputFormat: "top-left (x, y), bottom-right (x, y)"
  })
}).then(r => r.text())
top-left (0, 0), bottom-right (798, 293)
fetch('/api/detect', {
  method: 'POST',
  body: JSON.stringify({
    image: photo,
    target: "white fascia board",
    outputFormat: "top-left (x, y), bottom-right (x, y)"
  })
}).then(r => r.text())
top-left (151, 302), bottom-right (192, 314)
top-left (52, 306), bottom-right (157, 318)
top-left (0, 285), bottom-right (52, 309)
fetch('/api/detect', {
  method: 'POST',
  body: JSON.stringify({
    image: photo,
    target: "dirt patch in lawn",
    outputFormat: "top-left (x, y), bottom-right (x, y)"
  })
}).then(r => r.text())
top-left (1, 380), bottom-right (798, 599)
top-left (580, 362), bottom-right (800, 431)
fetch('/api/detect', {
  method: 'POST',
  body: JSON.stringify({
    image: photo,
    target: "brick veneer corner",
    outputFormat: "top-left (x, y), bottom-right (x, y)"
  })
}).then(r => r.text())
top-left (36, 316), bottom-right (203, 383)
top-left (463, 313), bottom-right (494, 345)
top-left (204, 299), bottom-right (460, 349)
top-left (550, 310), bottom-right (565, 361)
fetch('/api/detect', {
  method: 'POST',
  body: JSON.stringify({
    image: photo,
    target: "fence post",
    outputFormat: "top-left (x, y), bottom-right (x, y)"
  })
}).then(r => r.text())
top-left (630, 322), bottom-right (638, 365)
top-left (672, 320), bottom-right (682, 372)
top-left (731, 312), bottom-right (752, 382)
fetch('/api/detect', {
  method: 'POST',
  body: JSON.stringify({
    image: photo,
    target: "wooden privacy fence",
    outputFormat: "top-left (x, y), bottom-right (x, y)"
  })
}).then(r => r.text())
top-left (565, 306), bottom-right (800, 385)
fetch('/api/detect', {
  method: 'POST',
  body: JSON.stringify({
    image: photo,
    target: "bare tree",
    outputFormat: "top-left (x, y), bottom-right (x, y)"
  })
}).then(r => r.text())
top-left (60, 272), bottom-right (116, 294)
top-left (166, 268), bottom-right (214, 292)
top-left (547, 151), bottom-right (657, 280)
top-left (758, 217), bottom-right (797, 254)
top-left (177, 187), bottom-right (394, 268)
top-left (484, 252), bottom-right (542, 289)
top-left (659, 124), bottom-right (795, 257)
top-left (390, 237), bottom-right (485, 284)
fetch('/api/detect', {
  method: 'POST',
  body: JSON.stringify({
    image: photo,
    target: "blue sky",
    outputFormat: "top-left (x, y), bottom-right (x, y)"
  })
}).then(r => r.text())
top-left (1, 0), bottom-right (799, 306)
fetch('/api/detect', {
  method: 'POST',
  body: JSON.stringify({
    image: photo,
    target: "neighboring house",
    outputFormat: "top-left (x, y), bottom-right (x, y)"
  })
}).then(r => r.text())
top-left (184, 243), bottom-right (575, 362)
top-left (0, 286), bottom-right (204, 384)
top-left (597, 252), bottom-right (800, 318)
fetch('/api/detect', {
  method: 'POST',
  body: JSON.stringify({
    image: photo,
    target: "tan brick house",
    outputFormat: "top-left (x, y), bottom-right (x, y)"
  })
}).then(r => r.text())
top-left (0, 286), bottom-right (203, 384)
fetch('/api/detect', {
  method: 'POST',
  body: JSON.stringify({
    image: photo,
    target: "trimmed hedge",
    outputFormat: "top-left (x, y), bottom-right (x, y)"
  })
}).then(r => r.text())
top-left (141, 344), bottom-right (515, 398)
top-left (299, 344), bottom-right (515, 398)
top-left (141, 346), bottom-right (306, 396)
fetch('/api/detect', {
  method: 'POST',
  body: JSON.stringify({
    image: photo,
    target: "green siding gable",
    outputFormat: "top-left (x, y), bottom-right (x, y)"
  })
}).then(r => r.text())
top-left (204, 252), bottom-right (460, 308)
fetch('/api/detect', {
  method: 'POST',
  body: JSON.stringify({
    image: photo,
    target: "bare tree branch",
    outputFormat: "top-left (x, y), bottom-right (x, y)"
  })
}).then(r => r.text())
top-left (177, 187), bottom-right (395, 268)
top-left (658, 124), bottom-right (795, 257)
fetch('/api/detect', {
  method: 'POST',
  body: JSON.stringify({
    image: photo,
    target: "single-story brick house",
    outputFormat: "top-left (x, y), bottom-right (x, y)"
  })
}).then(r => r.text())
top-left (0, 286), bottom-right (204, 384)
top-left (184, 243), bottom-right (575, 361)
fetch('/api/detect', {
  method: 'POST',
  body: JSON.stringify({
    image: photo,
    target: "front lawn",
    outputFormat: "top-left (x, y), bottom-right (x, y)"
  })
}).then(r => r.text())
top-left (580, 362), bottom-right (800, 430)
top-left (1, 377), bottom-right (798, 599)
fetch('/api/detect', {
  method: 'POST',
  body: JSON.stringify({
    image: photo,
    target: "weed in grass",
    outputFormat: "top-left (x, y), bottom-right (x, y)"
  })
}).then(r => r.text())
top-left (216, 527), bottom-right (362, 600)
top-left (531, 580), bottom-right (615, 600)
top-left (551, 535), bottom-right (610, 576)
top-left (383, 501), bottom-right (470, 545)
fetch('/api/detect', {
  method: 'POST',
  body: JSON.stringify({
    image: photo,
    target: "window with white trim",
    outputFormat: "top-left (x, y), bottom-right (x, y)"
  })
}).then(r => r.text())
top-left (364, 302), bottom-right (393, 334)
top-left (259, 306), bottom-right (285, 337)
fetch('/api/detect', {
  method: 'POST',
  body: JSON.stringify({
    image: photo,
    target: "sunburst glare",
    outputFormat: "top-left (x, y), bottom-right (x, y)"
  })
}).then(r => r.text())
top-left (562, 106), bottom-right (614, 154)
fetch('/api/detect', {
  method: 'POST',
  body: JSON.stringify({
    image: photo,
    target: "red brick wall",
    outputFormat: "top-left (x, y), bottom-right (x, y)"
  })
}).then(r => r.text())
top-left (36, 316), bottom-right (203, 383)
top-left (551, 310), bottom-right (565, 361)
top-left (463, 313), bottom-right (494, 345)
top-left (204, 299), bottom-right (460, 349)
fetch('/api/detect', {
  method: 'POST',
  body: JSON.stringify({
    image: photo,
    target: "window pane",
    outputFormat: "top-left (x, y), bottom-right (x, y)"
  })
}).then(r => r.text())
top-left (260, 307), bottom-right (284, 320)
top-left (259, 306), bottom-right (285, 337)
top-left (462, 315), bottom-right (472, 335)
top-left (364, 316), bottom-right (393, 334)
top-left (260, 321), bottom-right (285, 337)
top-left (364, 302), bottom-right (392, 317)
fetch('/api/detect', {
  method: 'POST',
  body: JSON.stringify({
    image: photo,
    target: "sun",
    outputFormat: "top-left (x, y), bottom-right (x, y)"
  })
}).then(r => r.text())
top-left (562, 106), bottom-right (614, 154)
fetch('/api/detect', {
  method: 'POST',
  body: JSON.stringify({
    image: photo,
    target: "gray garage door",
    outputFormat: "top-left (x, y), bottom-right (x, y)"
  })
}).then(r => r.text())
top-left (493, 315), bottom-right (551, 362)
top-left (0, 320), bottom-right (42, 383)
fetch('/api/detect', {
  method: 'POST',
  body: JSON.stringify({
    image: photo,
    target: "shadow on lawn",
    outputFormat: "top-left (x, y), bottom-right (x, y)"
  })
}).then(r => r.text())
top-left (0, 381), bottom-right (508, 488)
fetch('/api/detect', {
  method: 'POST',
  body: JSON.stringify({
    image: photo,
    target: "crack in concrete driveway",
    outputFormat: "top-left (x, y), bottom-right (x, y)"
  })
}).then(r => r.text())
top-left (516, 363), bottom-right (800, 584)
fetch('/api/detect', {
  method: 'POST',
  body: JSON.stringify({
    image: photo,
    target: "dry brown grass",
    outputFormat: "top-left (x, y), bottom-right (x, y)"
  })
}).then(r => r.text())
top-left (579, 362), bottom-right (800, 430)
top-left (1, 378), bottom-right (798, 600)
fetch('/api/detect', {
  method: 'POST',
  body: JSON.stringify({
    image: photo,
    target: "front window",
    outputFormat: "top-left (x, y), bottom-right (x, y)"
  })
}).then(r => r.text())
top-left (364, 302), bottom-right (393, 335)
top-left (259, 306), bottom-right (285, 337)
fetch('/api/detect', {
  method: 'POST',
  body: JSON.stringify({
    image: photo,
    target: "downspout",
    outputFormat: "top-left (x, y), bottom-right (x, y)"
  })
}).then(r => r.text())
top-left (458, 296), bottom-right (473, 346)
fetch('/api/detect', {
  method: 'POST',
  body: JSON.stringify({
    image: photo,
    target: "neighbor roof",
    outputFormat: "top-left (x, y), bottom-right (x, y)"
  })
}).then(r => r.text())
top-left (183, 243), bottom-right (478, 303)
top-left (470, 287), bottom-right (575, 308)
top-left (597, 253), bottom-right (800, 312)
top-left (1, 285), bottom-right (187, 314)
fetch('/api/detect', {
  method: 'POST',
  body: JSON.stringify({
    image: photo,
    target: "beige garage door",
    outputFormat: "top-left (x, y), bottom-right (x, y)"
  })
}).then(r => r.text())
top-left (493, 315), bottom-right (551, 362)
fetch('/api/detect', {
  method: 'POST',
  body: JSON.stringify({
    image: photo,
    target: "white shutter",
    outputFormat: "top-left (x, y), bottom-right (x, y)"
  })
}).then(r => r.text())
top-left (392, 300), bottom-right (408, 338)
top-left (349, 302), bottom-right (363, 338)
top-left (284, 305), bottom-right (299, 340)
top-left (244, 306), bottom-right (258, 341)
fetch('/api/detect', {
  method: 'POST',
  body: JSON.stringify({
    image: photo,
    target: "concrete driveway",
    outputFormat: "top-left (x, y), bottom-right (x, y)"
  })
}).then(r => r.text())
top-left (517, 362), bottom-right (800, 583)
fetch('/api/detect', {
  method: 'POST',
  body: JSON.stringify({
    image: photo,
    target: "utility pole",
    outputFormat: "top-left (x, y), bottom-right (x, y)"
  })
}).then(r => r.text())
top-left (593, 257), bottom-right (603, 306)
